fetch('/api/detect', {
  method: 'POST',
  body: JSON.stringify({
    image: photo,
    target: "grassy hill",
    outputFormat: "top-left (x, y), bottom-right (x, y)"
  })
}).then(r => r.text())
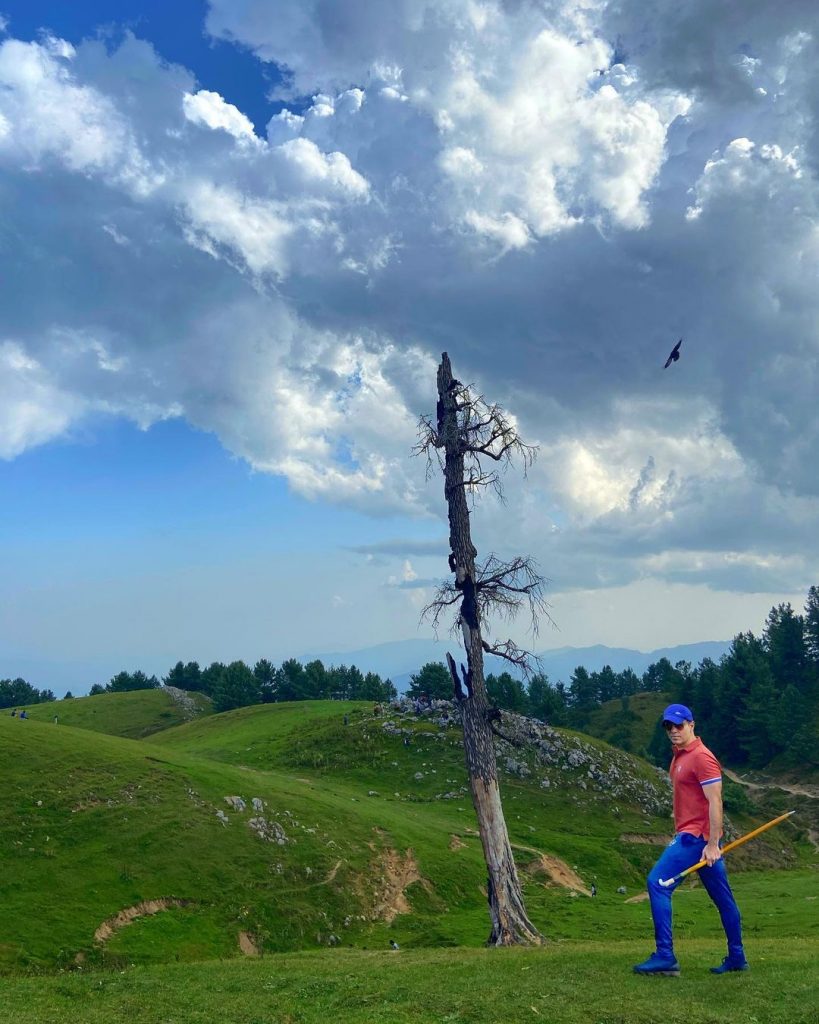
top-left (16, 687), bottom-right (213, 739)
top-left (581, 691), bottom-right (669, 758)
top-left (1, 697), bottom-right (813, 984)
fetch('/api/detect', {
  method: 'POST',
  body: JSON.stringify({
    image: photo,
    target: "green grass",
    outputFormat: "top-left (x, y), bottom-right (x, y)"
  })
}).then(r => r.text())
top-left (1, 696), bottom-right (815, 989)
top-left (3, 939), bottom-right (818, 1024)
top-left (17, 688), bottom-right (213, 739)
top-left (583, 693), bottom-right (669, 757)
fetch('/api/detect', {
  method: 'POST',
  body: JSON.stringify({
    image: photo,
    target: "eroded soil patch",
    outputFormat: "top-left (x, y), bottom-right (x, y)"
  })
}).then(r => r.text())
top-left (518, 846), bottom-right (590, 895)
top-left (94, 899), bottom-right (193, 943)
top-left (370, 848), bottom-right (432, 923)
top-left (238, 931), bottom-right (260, 956)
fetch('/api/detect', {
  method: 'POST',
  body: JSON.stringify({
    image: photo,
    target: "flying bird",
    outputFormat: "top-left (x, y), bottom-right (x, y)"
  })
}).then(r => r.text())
top-left (664, 338), bottom-right (682, 369)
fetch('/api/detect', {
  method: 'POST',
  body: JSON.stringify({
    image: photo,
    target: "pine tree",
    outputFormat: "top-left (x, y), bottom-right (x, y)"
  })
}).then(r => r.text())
top-left (407, 662), bottom-right (453, 700)
top-left (803, 585), bottom-right (819, 673)
top-left (764, 603), bottom-right (808, 694)
top-left (253, 659), bottom-right (277, 702)
top-left (212, 661), bottom-right (259, 712)
top-left (595, 665), bottom-right (618, 704)
top-left (277, 659), bottom-right (308, 701)
top-left (527, 673), bottom-right (567, 724)
top-left (711, 633), bottom-right (766, 764)
top-left (201, 662), bottom-right (226, 697)
top-left (568, 666), bottom-right (597, 726)
top-left (486, 672), bottom-right (528, 713)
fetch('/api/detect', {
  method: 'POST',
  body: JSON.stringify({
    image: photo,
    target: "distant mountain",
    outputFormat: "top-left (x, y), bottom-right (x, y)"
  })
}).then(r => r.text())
top-left (532, 641), bottom-right (733, 687)
top-left (5, 638), bottom-right (732, 699)
top-left (305, 638), bottom-right (733, 692)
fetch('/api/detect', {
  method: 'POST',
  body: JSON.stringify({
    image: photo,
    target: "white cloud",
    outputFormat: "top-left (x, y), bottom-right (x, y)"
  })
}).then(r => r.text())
top-left (180, 179), bottom-right (296, 277)
top-left (0, 341), bottom-right (85, 457)
top-left (1, 3), bottom-right (819, 603)
top-left (277, 137), bottom-right (369, 197)
top-left (0, 37), bottom-right (160, 194)
top-left (183, 88), bottom-right (259, 143)
top-left (208, 2), bottom-right (690, 241)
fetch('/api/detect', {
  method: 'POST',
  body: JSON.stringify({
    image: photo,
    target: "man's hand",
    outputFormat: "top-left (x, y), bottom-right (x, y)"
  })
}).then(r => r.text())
top-left (704, 839), bottom-right (722, 866)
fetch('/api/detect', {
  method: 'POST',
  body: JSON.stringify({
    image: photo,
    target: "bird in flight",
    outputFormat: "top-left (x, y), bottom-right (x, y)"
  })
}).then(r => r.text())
top-left (664, 338), bottom-right (682, 369)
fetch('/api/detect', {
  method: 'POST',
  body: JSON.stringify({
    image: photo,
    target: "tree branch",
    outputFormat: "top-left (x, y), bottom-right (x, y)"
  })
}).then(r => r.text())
top-left (481, 638), bottom-right (542, 675)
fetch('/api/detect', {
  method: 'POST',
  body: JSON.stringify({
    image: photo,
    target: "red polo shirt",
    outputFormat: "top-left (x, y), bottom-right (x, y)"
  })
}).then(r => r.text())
top-left (669, 736), bottom-right (723, 839)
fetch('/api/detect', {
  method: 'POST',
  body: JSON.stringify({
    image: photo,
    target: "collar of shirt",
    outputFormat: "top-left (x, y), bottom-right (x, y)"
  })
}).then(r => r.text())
top-left (672, 735), bottom-right (703, 760)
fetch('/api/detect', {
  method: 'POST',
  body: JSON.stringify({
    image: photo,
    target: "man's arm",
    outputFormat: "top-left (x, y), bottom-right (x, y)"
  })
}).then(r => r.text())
top-left (703, 782), bottom-right (724, 865)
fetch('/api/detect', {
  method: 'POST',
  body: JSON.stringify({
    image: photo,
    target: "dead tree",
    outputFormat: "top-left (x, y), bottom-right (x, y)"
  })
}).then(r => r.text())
top-left (415, 352), bottom-right (547, 946)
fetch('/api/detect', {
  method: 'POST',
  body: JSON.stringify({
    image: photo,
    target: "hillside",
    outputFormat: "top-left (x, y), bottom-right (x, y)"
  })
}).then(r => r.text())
top-left (582, 692), bottom-right (669, 758)
top-left (16, 687), bottom-right (213, 739)
top-left (0, 698), bottom-right (811, 975)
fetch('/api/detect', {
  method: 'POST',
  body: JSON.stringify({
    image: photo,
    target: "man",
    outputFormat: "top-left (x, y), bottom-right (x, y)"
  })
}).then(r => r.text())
top-left (633, 703), bottom-right (749, 977)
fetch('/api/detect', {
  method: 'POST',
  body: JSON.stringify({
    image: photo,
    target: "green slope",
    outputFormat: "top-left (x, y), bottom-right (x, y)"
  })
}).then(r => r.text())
top-left (1, 702), bottom-right (811, 975)
top-left (582, 691), bottom-right (669, 756)
top-left (16, 688), bottom-right (213, 739)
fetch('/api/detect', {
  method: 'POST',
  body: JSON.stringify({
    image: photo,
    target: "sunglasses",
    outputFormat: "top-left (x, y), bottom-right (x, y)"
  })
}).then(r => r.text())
top-left (663, 721), bottom-right (688, 732)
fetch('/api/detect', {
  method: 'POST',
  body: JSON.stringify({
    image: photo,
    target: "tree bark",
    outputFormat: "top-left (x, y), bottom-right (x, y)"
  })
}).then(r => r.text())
top-left (436, 353), bottom-right (542, 946)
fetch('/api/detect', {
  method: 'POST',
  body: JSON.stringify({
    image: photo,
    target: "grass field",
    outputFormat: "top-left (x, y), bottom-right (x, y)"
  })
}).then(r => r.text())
top-left (2, 691), bottom-right (816, 1021)
top-left (3, 938), bottom-right (819, 1024)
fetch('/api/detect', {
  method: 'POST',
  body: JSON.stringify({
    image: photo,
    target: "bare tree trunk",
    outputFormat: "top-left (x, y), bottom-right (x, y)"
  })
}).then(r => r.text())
top-left (436, 353), bottom-right (542, 946)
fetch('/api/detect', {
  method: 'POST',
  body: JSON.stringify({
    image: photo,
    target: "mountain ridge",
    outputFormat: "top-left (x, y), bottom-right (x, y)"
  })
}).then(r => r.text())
top-left (305, 638), bottom-right (733, 691)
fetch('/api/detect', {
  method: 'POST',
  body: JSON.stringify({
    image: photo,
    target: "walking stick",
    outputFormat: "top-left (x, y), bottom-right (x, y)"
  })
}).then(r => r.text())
top-left (658, 810), bottom-right (795, 887)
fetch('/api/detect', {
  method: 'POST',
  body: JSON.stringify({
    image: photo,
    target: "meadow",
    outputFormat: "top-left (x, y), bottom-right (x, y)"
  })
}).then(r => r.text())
top-left (1, 691), bottom-right (815, 1023)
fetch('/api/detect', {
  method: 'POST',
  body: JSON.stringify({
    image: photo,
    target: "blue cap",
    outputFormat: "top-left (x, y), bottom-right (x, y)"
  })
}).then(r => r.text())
top-left (662, 703), bottom-right (694, 724)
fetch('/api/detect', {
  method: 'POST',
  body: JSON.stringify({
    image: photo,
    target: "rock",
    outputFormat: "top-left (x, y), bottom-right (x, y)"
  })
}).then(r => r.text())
top-left (163, 685), bottom-right (203, 720)
top-left (251, 797), bottom-right (265, 813)
top-left (248, 817), bottom-right (289, 844)
top-left (617, 886), bottom-right (627, 894)
top-left (216, 810), bottom-right (230, 826)
top-left (224, 796), bottom-right (247, 812)
top-left (503, 757), bottom-right (531, 778)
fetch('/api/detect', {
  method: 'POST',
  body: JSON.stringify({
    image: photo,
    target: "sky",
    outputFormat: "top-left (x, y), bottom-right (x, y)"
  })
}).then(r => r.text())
top-left (1, 0), bottom-right (818, 694)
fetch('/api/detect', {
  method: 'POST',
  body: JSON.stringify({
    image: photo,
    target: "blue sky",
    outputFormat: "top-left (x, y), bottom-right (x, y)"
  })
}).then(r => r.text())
top-left (1, 0), bottom-right (277, 128)
top-left (1, 1), bottom-right (818, 694)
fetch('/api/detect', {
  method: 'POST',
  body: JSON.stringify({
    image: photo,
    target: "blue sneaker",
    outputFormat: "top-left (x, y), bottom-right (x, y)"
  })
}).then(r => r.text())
top-left (710, 956), bottom-right (749, 974)
top-left (633, 953), bottom-right (681, 976)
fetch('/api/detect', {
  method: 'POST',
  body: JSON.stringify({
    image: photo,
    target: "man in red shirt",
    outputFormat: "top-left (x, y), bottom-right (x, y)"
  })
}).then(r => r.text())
top-left (633, 704), bottom-right (748, 976)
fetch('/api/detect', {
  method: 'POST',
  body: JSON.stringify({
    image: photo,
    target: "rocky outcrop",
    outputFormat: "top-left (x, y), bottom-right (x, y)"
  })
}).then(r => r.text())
top-left (384, 699), bottom-right (672, 817)
top-left (163, 686), bottom-right (205, 720)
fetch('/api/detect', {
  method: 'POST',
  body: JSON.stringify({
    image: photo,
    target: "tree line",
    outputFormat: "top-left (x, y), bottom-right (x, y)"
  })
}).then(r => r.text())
top-left (405, 659), bottom-right (677, 725)
top-left (5, 585), bottom-right (816, 773)
top-left (0, 678), bottom-right (56, 709)
top-left (408, 586), bottom-right (819, 773)
top-left (86, 658), bottom-right (397, 713)
top-left (644, 587), bottom-right (819, 770)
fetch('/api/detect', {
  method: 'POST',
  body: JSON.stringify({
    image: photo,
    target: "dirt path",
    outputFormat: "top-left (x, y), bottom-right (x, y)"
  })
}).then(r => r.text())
top-left (724, 769), bottom-right (819, 852)
top-left (724, 768), bottom-right (819, 801)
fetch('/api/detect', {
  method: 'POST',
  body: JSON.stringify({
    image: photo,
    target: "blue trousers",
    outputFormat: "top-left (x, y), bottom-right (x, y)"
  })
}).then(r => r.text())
top-left (647, 833), bottom-right (744, 960)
